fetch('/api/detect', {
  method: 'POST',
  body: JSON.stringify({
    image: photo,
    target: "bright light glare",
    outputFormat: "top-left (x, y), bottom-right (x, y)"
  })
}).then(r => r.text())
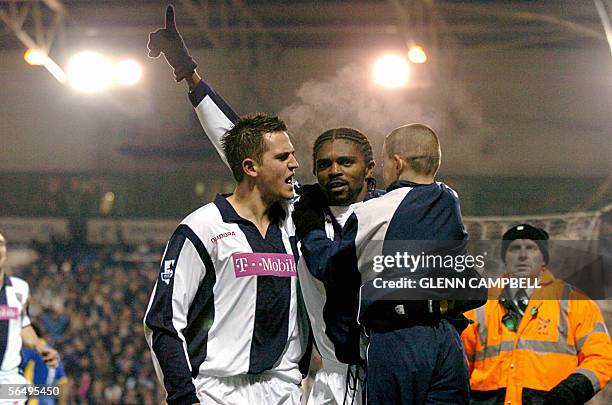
top-left (114, 60), bottom-right (142, 86)
top-left (408, 45), bottom-right (427, 64)
top-left (373, 54), bottom-right (410, 88)
top-left (24, 49), bottom-right (47, 66)
top-left (67, 51), bottom-right (114, 93)
top-left (24, 48), bottom-right (66, 83)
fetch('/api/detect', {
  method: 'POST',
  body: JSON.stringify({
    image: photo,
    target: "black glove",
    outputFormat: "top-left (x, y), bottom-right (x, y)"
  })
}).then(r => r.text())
top-left (292, 184), bottom-right (327, 240)
top-left (543, 373), bottom-right (595, 405)
top-left (147, 5), bottom-right (197, 82)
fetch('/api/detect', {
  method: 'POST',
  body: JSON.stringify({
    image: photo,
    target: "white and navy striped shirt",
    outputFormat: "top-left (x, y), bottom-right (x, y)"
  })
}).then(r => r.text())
top-left (144, 195), bottom-right (308, 404)
top-left (0, 275), bottom-right (31, 373)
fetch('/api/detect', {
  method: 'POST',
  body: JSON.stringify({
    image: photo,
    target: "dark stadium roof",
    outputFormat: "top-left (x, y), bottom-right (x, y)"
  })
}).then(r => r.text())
top-left (0, 0), bottom-right (605, 51)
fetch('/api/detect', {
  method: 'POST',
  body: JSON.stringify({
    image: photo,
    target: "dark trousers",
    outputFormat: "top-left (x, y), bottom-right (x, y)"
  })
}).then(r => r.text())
top-left (366, 318), bottom-right (470, 405)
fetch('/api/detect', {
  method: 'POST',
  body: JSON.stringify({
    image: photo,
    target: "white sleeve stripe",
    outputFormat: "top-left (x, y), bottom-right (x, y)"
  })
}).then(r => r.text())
top-left (194, 97), bottom-right (234, 169)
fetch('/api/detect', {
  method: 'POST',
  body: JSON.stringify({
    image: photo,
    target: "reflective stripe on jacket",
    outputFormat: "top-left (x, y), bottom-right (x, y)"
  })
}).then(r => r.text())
top-left (461, 270), bottom-right (612, 405)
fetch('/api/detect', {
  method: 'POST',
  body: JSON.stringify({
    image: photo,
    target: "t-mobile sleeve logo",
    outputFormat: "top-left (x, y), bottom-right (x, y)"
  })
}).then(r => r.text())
top-left (0, 306), bottom-right (19, 320)
top-left (232, 253), bottom-right (297, 278)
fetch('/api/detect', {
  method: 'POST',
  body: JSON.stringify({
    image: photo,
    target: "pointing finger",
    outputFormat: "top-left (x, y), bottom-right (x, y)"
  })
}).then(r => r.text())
top-left (165, 5), bottom-right (176, 32)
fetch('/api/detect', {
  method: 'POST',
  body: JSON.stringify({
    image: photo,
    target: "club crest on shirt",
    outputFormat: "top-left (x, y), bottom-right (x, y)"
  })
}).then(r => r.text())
top-left (161, 260), bottom-right (175, 285)
top-left (0, 305), bottom-right (19, 320)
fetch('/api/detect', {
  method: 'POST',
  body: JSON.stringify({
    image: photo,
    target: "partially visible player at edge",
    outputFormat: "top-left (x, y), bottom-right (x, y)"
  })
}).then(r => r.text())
top-left (0, 232), bottom-right (59, 405)
top-left (147, 5), bottom-right (384, 404)
top-left (21, 324), bottom-right (69, 405)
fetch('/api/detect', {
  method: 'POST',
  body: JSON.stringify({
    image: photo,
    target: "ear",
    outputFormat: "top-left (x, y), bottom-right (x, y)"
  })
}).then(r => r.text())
top-left (242, 158), bottom-right (258, 179)
top-left (393, 154), bottom-right (404, 176)
top-left (365, 160), bottom-right (375, 179)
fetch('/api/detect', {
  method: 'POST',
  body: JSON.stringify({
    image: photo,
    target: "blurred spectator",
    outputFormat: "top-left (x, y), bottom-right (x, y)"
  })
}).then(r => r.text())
top-left (15, 241), bottom-right (164, 404)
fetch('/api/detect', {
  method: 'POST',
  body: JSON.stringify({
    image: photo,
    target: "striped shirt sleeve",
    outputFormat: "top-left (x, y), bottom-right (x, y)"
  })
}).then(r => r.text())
top-left (300, 213), bottom-right (359, 286)
top-left (189, 80), bottom-right (239, 169)
top-left (144, 225), bottom-right (209, 405)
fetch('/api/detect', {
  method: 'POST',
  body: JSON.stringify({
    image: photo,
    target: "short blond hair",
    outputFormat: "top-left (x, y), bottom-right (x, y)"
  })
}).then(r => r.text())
top-left (385, 124), bottom-right (441, 177)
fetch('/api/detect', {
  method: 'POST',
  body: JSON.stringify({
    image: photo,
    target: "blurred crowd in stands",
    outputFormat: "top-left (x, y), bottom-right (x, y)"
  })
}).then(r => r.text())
top-left (15, 241), bottom-right (166, 404)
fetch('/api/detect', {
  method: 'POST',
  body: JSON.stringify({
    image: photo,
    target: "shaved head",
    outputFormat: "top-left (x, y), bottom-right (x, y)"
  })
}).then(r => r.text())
top-left (384, 124), bottom-right (441, 177)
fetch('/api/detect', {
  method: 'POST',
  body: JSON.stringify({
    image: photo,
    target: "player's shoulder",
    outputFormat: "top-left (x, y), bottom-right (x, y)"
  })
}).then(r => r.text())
top-left (182, 201), bottom-right (222, 226)
top-left (8, 276), bottom-right (30, 302)
top-left (436, 181), bottom-right (460, 198)
top-left (435, 182), bottom-right (463, 215)
top-left (351, 188), bottom-right (407, 227)
top-left (358, 185), bottom-right (408, 210)
top-left (8, 276), bottom-right (29, 292)
top-left (177, 200), bottom-right (229, 245)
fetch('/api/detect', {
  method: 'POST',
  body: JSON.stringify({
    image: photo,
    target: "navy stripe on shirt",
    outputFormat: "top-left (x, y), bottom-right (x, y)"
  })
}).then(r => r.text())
top-left (144, 224), bottom-right (209, 405)
top-left (189, 80), bottom-right (240, 124)
top-left (0, 282), bottom-right (9, 368)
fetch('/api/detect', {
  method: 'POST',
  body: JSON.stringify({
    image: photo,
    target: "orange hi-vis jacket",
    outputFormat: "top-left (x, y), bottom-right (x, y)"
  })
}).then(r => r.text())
top-left (461, 270), bottom-right (612, 405)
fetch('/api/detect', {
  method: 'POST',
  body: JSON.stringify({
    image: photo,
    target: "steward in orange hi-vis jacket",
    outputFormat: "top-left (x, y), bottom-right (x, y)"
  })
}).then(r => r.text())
top-left (461, 224), bottom-right (612, 405)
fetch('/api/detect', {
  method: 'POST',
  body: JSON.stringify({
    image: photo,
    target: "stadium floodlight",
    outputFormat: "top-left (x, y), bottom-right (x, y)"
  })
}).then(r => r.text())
top-left (407, 44), bottom-right (427, 64)
top-left (24, 48), bottom-right (46, 66)
top-left (373, 54), bottom-right (411, 88)
top-left (113, 60), bottom-right (143, 86)
top-left (67, 51), bottom-right (114, 93)
top-left (24, 48), bottom-right (67, 83)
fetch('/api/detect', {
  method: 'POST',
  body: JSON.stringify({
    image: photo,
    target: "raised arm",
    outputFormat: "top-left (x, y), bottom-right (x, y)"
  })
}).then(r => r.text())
top-left (188, 75), bottom-right (239, 168)
top-left (148, 5), bottom-right (238, 169)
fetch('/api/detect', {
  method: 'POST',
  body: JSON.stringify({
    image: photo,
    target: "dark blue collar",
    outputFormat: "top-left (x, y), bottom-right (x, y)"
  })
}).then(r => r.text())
top-left (386, 180), bottom-right (434, 192)
top-left (213, 194), bottom-right (286, 224)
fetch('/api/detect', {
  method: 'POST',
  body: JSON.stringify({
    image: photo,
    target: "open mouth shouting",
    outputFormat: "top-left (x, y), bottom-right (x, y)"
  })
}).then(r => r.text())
top-left (284, 174), bottom-right (295, 188)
